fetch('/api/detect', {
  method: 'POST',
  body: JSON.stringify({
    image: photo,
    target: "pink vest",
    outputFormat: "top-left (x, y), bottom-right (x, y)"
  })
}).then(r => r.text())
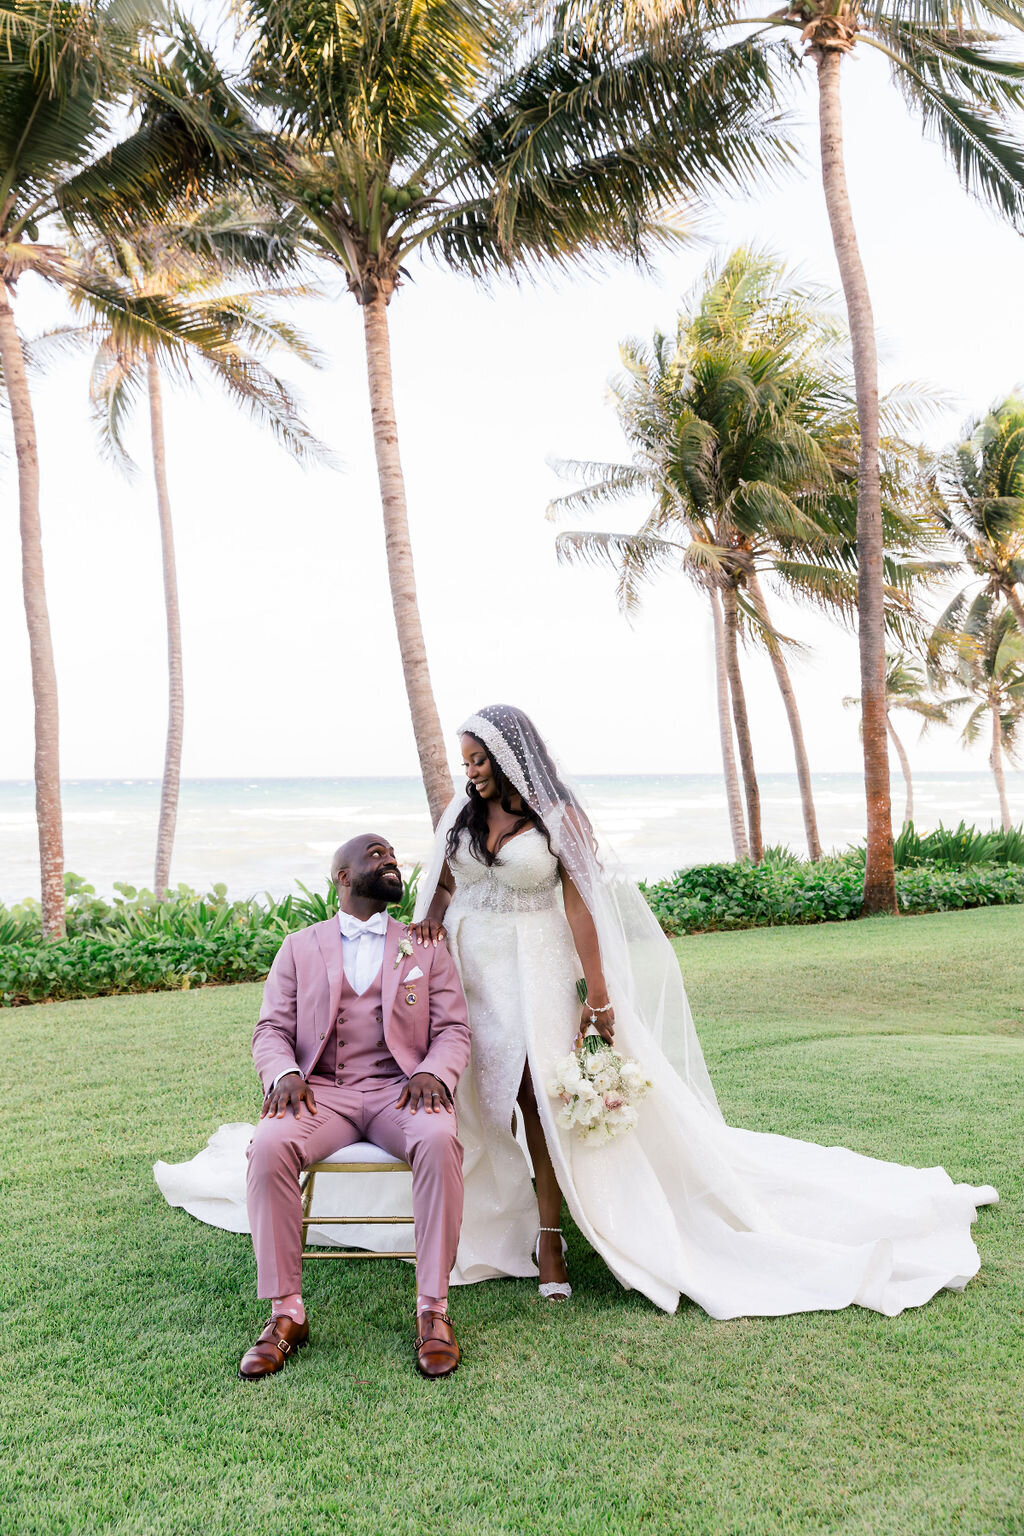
top-left (314, 962), bottom-right (402, 1084)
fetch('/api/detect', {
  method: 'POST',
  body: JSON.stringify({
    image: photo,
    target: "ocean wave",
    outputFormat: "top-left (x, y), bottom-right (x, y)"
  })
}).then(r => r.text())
top-left (230, 806), bottom-right (367, 820)
top-left (588, 799), bottom-right (713, 816)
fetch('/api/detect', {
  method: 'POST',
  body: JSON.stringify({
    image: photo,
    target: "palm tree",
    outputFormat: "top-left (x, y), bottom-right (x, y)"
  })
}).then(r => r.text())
top-left (932, 397), bottom-right (1024, 644)
top-left (592, 0), bottom-right (1024, 909)
top-left (553, 250), bottom-right (879, 863)
top-left (0, 2), bottom-right (262, 934)
top-left (844, 652), bottom-right (952, 827)
top-left (236, 0), bottom-right (787, 825)
top-left (52, 205), bottom-right (327, 896)
top-left (939, 611), bottom-right (1024, 830)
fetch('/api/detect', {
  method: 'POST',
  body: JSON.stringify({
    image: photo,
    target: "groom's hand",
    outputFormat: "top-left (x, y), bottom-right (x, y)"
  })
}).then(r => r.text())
top-left (260, 1073), bottom-right (317, 1119)
top-left (397, 1074), bottom-right (452, 1115)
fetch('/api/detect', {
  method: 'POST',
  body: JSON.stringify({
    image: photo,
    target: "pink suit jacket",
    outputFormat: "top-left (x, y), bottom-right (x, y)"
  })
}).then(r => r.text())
top-left (251, 915), bottom-right (471, 1096)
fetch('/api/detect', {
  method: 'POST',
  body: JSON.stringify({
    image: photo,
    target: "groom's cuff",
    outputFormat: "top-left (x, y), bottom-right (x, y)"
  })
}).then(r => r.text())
top-left (271, 1068), bottom-right (304, 1090)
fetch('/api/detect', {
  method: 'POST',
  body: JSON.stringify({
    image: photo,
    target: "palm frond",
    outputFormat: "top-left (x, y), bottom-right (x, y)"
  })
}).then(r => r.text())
top-left (431, 32), bottom-right (792, 278)
top-left (89, 341), bottom-right (143, 473)
top-left (869, 21), bottom-right (1024, 227)
top-left (546, 460), bottom-right (655, 519)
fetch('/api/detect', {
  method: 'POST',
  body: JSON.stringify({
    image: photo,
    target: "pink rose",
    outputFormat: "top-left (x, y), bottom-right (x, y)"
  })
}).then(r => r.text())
top-left (604, 1092), bottom-right (624, 1109)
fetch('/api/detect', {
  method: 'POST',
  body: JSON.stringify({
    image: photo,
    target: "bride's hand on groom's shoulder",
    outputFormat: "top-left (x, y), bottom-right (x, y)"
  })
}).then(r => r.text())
top-left (409, 919), bottom-right (447, 947)
top-left (260, 1074), bottom-right (318, 1120)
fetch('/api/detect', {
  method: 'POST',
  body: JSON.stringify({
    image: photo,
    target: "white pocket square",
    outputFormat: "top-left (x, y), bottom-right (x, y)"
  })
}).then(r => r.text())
top-left (403, 965), bottom-right (424, 982)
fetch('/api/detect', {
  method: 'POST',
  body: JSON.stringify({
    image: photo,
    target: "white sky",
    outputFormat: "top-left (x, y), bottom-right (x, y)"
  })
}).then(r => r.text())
top-left (1, 45), bottom-right (1022, 785)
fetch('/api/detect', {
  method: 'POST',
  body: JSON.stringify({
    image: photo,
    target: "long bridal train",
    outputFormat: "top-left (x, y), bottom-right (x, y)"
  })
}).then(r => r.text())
top-left (154, 1031), bottom-right (998, 1320)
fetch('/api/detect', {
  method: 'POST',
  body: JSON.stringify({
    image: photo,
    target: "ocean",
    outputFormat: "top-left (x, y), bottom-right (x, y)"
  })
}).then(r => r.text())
top-left (0, 771), bottom-right (1014, 905)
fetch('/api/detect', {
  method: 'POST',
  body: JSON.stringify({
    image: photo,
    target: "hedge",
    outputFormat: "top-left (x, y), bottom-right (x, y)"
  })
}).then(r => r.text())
top-left (4, 857), bottom-right (1024, 1005)
top-left (640, 859), bottom-right (1024, 936)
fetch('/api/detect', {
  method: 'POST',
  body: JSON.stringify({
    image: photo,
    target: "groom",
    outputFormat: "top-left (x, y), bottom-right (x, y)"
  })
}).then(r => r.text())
top-left (240, 833), bottom-right (470, 1380)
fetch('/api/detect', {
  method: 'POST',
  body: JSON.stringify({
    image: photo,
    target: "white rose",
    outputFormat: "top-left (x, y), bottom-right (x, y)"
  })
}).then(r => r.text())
top-left (562, 1060), bottom-right (584, 1091)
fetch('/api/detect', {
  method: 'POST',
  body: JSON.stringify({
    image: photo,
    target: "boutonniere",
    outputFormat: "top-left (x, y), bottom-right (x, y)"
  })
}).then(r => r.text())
top-left (394, 937), bottom-right (414, 968)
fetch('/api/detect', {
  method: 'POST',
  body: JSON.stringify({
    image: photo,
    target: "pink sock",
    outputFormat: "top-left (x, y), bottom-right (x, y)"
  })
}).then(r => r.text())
top-left (272, 1294), bottom-right (305, 1324)
top-left (417, 1294), bottom-right (448, 1317)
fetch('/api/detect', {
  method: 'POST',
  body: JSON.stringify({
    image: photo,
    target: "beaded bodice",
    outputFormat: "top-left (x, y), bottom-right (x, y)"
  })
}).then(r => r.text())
top-left (448, 827), bottom-right (560, 915)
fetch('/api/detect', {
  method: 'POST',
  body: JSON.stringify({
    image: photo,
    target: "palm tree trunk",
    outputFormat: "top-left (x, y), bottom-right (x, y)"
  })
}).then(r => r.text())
top-left (886, 716), bottom-right (913, 828)
top-left (721, 582), bottom-right (763, 863)
top-left (814, 46), bottom-right (896, 915)
top-left (1003, 584), bottom-right (1024, 639)
top-left (361, 292), bottom-right (453, 826)
top-left (747, 569), bottom-right (822, 860)
top-left (710, 586), bottom-right (749, 860)
top-left (0, 279), bottom-right (65, 936)
top-left (148, 356), bottom-right (184, 897)
top-left (990, 707), bottom-right (1012, 831)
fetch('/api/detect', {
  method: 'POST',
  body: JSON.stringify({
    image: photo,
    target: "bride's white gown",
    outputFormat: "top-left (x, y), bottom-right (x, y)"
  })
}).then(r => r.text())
top-left (443, 827), bottom-right (997, 1318)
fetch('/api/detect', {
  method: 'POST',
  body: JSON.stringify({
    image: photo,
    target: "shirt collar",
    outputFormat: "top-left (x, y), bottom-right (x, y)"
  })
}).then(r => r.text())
top-left (338, 909), bottom-right (389, 940)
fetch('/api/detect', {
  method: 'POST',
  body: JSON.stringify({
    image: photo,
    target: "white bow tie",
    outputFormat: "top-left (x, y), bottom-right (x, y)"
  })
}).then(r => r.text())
top-left (338, 911), bottom-right (388, 941)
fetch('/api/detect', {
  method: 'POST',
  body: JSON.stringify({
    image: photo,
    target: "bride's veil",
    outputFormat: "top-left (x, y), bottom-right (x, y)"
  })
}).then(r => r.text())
top-left (414, 703), bottom-right (722, 1121)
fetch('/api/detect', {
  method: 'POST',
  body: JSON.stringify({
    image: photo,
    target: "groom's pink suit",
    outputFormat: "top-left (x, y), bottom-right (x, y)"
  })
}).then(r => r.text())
top-left (247, 915), bottom-right (471, 1303)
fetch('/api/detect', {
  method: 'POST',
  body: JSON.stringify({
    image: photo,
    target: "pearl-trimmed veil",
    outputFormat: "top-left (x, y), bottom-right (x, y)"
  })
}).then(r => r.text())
top-left (414, 703), bottom-right (721, 1120)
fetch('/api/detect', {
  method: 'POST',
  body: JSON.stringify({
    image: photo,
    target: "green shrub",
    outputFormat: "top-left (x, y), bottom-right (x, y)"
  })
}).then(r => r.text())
top-left (890, 821), bottom-right (1024, 869)
top-left (894, 862), bottom-right (1024, 912)
top-left (640, 856), bottom-right (1024, 935)
top-left (0, 866), bottom-right (421, 948)
top-left (5, 849), bottom-right (1023, 1004)
top-left (0, 866), bottom-right (423, 1005)
top-left (0, 907), bottom-right (37, 946)
top-left (0, 930), bottom-right (284, 1006)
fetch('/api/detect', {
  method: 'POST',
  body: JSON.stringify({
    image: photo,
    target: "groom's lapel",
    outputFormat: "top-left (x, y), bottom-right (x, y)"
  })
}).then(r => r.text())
top-left (315, 918), bottom-right (344, 1024)
top-left (380, 917), bottom-right (405, 1028)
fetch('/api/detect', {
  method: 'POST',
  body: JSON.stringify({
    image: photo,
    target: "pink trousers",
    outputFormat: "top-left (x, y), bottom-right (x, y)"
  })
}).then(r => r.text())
top-left (246, 1076), bottom-right (464, 1300)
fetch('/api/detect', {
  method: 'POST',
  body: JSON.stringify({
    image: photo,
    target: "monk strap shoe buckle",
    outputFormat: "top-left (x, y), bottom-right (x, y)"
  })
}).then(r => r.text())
top-left (414, 1313), bottom-right (453, 1350)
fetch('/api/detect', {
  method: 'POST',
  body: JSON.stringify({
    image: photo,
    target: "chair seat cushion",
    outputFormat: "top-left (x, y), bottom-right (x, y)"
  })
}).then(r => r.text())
top-left (317, 1140), bottom-right (407, 1167)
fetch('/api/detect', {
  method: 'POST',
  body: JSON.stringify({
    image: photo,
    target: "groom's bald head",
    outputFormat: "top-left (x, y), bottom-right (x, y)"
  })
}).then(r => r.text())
top-left (331, 833), bottom-right (403, 911)
top-left (332, 833), bottom-right (386, 883)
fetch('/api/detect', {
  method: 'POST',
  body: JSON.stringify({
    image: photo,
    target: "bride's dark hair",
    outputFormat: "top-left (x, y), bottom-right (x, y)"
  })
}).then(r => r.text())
top-left (445, 704), bottom-right (593, 867)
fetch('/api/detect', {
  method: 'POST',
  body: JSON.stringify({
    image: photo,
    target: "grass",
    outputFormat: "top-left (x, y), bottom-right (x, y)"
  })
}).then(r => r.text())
top-left (2, 907), bottom-right (1021, 1536)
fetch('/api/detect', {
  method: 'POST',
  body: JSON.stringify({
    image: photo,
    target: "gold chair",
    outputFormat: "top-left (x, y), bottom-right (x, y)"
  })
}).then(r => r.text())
top-left (299, 1139), bottom-right (416, 1262)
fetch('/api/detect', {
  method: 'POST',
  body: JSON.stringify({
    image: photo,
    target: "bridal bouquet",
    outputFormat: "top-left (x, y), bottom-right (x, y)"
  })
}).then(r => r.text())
top-left (548, 1031), bottom-right (652, 1145)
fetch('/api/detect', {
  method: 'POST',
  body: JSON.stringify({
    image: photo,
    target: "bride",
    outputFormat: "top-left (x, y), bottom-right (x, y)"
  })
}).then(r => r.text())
top-left (411, 702), bottom-right (997, 1318)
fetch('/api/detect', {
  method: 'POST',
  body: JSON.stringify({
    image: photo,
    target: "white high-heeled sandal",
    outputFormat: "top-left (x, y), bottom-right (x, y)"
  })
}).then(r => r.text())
top-left (534, 1227), bottom-right (572, 1301)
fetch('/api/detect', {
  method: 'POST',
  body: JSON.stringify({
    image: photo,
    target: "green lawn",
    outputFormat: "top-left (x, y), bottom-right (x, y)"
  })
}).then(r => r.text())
top-left (2, 907), bottom-right (1021, 1536)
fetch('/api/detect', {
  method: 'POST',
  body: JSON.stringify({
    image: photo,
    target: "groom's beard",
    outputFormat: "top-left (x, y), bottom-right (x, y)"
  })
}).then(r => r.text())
top-left (352, 868), bottom-right (404, 904)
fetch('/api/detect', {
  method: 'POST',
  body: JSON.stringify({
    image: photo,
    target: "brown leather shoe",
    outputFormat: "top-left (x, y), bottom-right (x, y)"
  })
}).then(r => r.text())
top-left (238, 1314), bottom-right (309, 1380)
top-left (414, 1311), bottom-right (461, 1379)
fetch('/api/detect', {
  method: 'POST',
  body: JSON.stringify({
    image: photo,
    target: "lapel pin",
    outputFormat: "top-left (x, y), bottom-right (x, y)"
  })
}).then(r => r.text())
top-left (405, 990), bottom-right (417, 1006)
